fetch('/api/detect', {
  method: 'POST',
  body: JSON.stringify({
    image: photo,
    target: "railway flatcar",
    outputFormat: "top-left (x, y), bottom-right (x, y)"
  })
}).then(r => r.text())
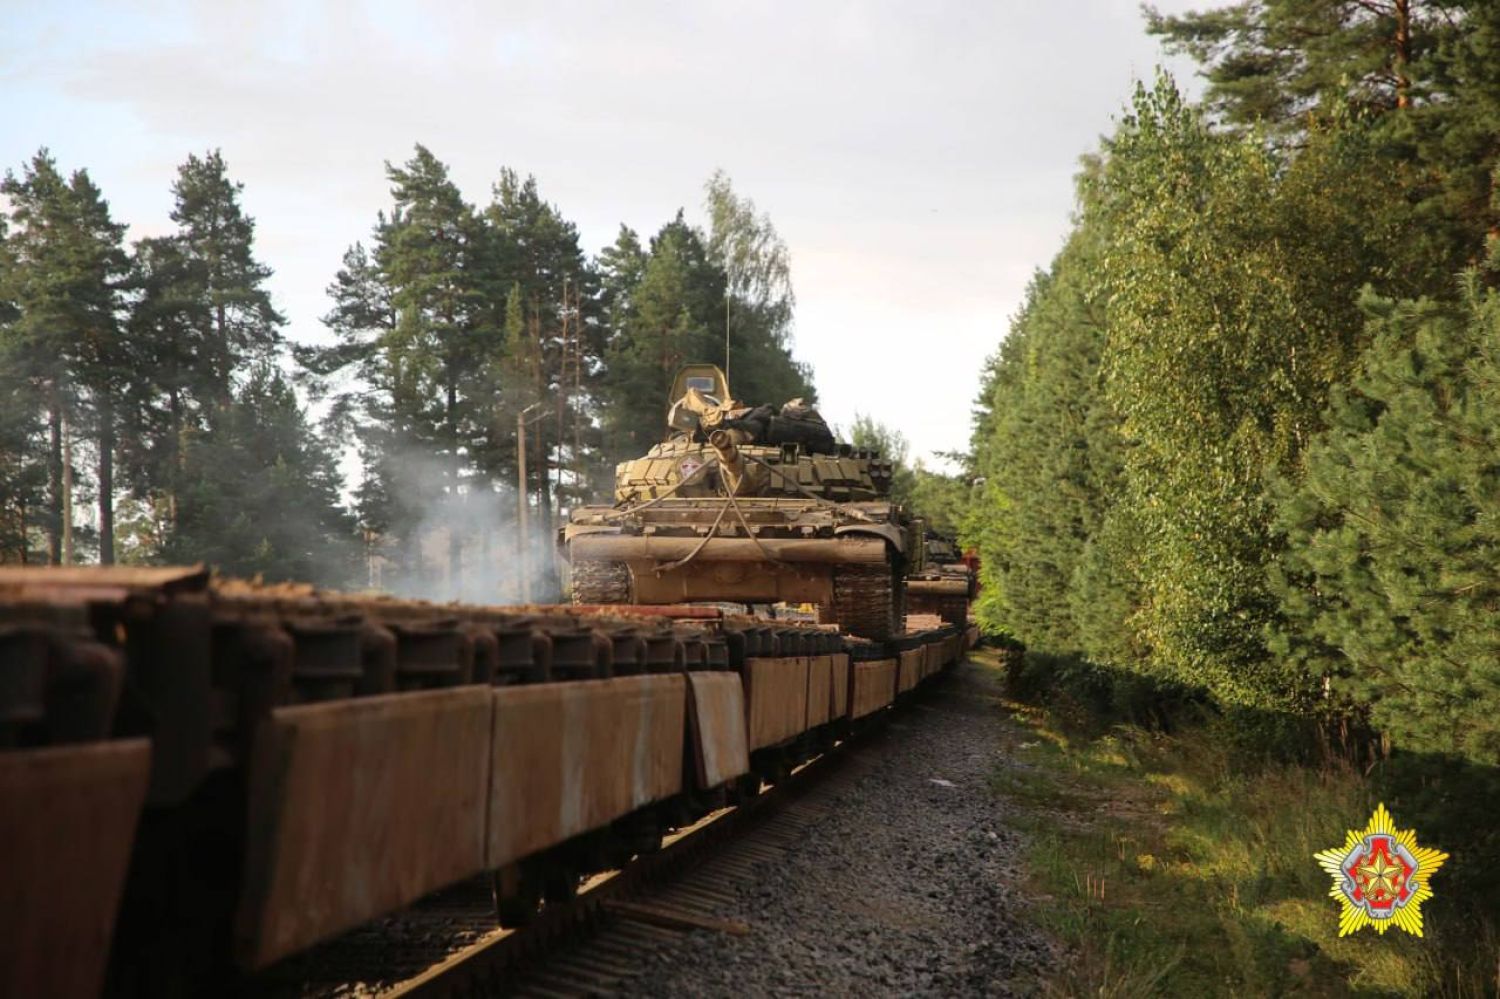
top-left (0, 566), bottom-right (973, 997)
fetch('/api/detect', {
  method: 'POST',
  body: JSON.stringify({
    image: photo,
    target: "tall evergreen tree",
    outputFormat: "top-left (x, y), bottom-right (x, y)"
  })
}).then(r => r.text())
top-left (121, 151), bottom-right (285, 548)
top-left (302, 146), bottom-right (502, 592)
top-left (597, 181), bottom-right (814, 468)
top-left (1146, 0), bottom-right (1459, 128)
top-left (66, 170), bottom-right (130, 562)
top-left (481, 171), bottom-right (597, 525)
top-left (1149, 1), bottom-right (1497, 284)
top-left (1, 151), bottom-right (128, 563)
top-left (171, 150), bottom-right (283, 408)
top-left (164, 365), bottom-right (356, 585)
top-left (0, 214), bottom-right (46, 562)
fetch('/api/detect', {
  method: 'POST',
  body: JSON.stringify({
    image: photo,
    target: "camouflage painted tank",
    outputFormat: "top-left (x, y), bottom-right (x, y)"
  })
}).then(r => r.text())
top-left (562, 364), bottom-right (914, 640)
top-left (905, 530), bottom-right (977, 625)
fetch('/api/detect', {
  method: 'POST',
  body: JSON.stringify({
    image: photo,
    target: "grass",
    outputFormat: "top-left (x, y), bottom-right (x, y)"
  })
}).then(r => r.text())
top-left (975, 649), bottom-right (1498, 998)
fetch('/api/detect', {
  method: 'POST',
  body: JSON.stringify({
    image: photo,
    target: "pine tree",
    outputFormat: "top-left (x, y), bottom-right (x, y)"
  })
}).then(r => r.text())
top-left (600, 215), bottom-right (723, 461)
top-left (122, 151), bottom-right (285, 547)
top-left (165, 365), bottom-right (356, 585)
top-left (301, 147), bottom-right (502, 593)
top-left (0, 214), bottom-right (46, 562)
top-left (1149, 2), bottom-right (1496, 285)
top-left (1146, 0), bottom-right (1459, 129)
top-left (597, 187), bottom-right (814, 469)
top-left (1, 151), bottom-right (128, 564)
top-left (481, 170), bottom-right (596, 531)
top-left (1272, 281), bottom-right (1500, 764)
top-left (598, 225), bottom-right (648, 335)
top-left (64, 170), bottom-right (130, 563)
top-left (170, 150), bottom-right (283, 409)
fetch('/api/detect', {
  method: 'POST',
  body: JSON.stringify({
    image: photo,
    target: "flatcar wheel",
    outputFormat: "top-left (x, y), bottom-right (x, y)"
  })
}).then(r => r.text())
top-left (543, 864), bottom-right (580, 906)
top-left (570, 559), bottom-right (631, 604)
top-left (492, 864), bottom-right (542, 928)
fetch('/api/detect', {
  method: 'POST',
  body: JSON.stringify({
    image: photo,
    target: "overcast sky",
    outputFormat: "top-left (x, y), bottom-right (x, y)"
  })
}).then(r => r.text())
top-left (2, 0), bottom-right (1200, 469)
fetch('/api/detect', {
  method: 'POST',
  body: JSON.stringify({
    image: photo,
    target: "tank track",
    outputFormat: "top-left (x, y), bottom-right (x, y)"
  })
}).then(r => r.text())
top-left (570, 559), bottom-right (632, 604)
top-left (825, 564), bottom-right (901, 641)
top-left (909, 592), bottom-right (971, 626)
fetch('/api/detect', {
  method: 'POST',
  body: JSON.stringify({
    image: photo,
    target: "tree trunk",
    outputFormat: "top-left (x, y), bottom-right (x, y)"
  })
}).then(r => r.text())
top-left (529, 304), bottom-right (552, 525)
top-left (216, 291), bottom-right (231, 408)
top-left (98, 398), bottom-right (115, 565)
top-left (17, 496), bottom-right (27, 565)
top-left (554, 278), bottom-right (570, 515)
top-left (1393, 0), bottom-right (1412, 110)
top-left (447, 371), bottom-right (461, 594)
top-left (168, 385), bottom-right (183, 532)
top-left (62, 416), bottom-right (74, 564)
top-left (47, 394), bottom-right (62, 565)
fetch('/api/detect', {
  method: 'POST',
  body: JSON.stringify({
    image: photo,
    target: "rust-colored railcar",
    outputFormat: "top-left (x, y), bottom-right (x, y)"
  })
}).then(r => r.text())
top-left (0, 566), bottom-right (975, 997)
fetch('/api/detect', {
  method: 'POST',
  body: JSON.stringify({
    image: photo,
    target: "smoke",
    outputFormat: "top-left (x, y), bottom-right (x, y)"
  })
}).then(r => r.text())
top-left (361, 443), bottom-right (570, 605)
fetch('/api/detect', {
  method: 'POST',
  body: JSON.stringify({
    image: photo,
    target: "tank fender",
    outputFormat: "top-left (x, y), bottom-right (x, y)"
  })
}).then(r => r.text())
top-left (833, 522), bottom-right (905, 555)
top-left (562, 523), bottom-right (627, 543)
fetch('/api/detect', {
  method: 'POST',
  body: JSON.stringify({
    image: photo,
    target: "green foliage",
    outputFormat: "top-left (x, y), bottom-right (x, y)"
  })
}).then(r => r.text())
top-left (164, 366), bottom-right (356, 585)
top-left (597, 180), bottom-right (814, 466)
top-left (963, 57), bottom-right (1498, 753)
top-left (906, 464), bottom-right (969, 535)
top-left (848, 414), bottom-right (915, 506)
top-left (964, 200), bottom-right (1122, 656)
top-left (1149, 1), bottom-right (1499, 290)
top-left (1273, 284), bottom-right (1500, 763)
top-left (1090, 76), bottom-right (1398, 708)
top-left (1, 150), bottom-right (129, 563)
top-left (169, 149), bottom-right (284, 403)
top-left (1146, 0), bottom-right (1460, 130)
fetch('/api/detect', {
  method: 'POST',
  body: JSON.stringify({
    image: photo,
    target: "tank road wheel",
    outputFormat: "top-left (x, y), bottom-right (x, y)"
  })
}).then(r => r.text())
top-left (570, 559), bottom-right (632, 605)
top-left (825, 564), bottom-right (901, 641)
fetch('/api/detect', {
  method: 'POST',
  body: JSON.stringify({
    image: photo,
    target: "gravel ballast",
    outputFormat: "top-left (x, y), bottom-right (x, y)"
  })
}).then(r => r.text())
top-left (621, 660), bottom-right (1052, 996)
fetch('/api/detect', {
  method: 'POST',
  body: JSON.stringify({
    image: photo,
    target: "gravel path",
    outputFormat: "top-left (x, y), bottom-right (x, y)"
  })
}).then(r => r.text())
top-left (620, 660), bottom-right (1052, 997)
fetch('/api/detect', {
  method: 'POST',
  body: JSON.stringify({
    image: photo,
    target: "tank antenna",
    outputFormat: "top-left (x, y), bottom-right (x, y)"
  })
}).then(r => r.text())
top-left (724, 280), bottom-right (731, 386)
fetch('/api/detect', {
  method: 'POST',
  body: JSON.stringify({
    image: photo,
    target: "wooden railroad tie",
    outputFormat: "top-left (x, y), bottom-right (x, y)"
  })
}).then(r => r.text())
top-left (601, 899), bottom-right (752, 936)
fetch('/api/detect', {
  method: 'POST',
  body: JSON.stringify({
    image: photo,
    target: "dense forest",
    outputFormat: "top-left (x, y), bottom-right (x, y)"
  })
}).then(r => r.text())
top-left (958, 6), bottom-right (1500, 984)
top-left (965, 0), bottom-right (1500, 790)
top-left (0, 150), bottom-right (813, 598)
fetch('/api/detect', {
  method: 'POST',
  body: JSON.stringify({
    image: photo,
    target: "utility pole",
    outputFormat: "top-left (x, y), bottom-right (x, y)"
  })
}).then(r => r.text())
top-left (516, 402), bottom-right (547, 602)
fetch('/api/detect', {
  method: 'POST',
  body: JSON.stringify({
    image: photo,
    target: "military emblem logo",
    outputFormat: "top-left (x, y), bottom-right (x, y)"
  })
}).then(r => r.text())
top-left (1315, 803), bottom-right (1447, 937)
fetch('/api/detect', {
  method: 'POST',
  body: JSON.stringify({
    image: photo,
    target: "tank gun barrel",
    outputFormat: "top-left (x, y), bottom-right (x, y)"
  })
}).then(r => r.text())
top-left (708, 429), bottom-right (750, 495)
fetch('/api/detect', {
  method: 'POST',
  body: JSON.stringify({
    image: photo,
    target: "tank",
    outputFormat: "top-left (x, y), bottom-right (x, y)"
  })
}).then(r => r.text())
top-left (905, 531), bottom-right (978, 625)
top-left (562, 364), bottom-right (915, 640)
